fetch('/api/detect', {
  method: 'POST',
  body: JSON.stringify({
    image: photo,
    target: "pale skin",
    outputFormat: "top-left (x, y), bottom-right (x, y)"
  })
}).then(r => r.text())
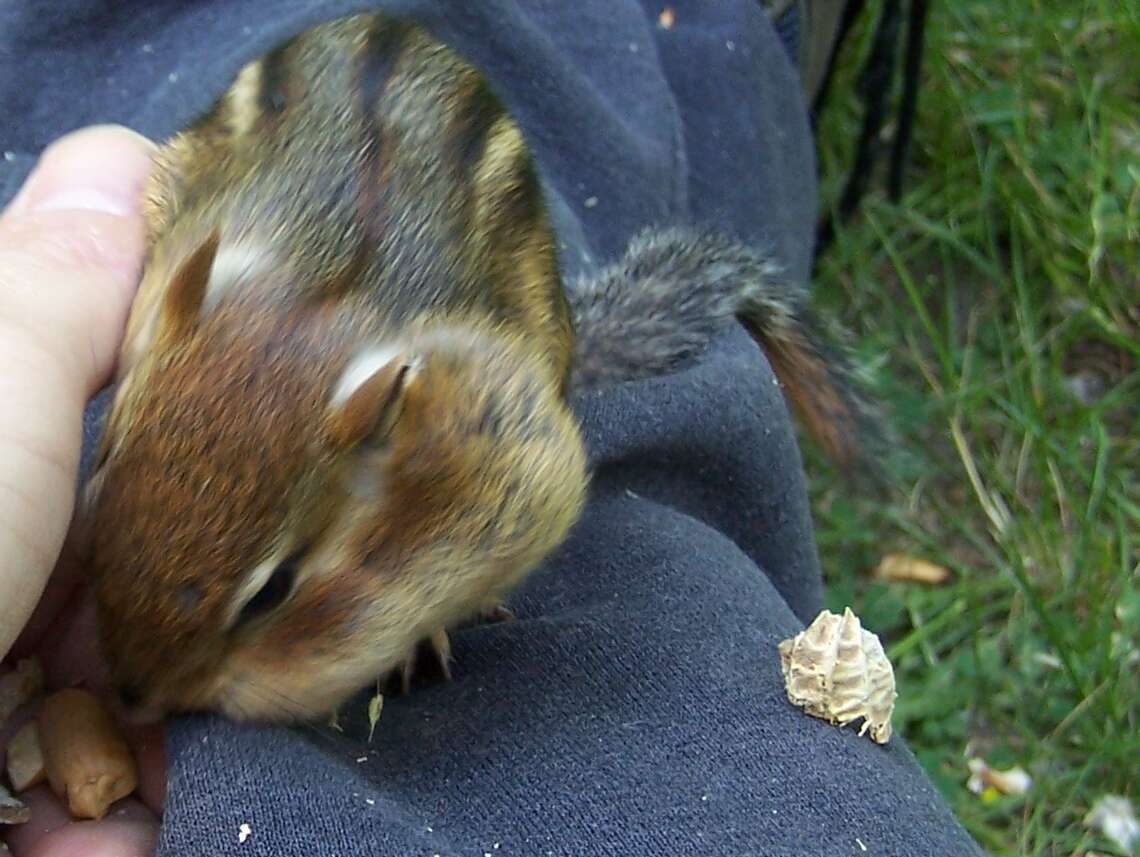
top-left (0, 126), bottom-right (164, 856)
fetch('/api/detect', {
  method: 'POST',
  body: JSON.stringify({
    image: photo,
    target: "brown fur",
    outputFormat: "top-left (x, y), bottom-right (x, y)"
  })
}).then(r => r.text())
top-left (760, 333), bottom-right (856, 466)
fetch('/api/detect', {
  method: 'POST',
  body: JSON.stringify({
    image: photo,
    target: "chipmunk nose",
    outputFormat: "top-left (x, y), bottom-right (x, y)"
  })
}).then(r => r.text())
top-left (116, 683), bottom-right (143, 710)
top-left (114, 683), bottom-right (164, 724)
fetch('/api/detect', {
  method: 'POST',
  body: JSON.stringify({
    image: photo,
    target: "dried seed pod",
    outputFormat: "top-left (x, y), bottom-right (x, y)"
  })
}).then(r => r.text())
top-left (37, 689), bottom-right (139, 820)
top-left (0, 658), bottom-right (45, 726)
top-left (778, 607), bottom-right (897, 744)
top-left (6, 721), bottom-right (47, 792)
top-left (0, 783), bottom-right (30, 825)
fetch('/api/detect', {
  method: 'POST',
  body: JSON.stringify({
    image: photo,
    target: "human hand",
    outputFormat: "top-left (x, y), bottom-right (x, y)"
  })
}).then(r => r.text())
top-left (0, 126), bottom-right (164, 856)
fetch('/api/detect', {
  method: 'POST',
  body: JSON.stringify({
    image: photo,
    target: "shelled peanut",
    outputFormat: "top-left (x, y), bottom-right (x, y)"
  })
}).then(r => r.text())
top-left (0, 783), bottom-right (29, 826)
top-left (1, 658), bottom-right (44, 829)
top-left (6, 722), bottom-right (46, 792)
top-left (37, 689), bottom-right (139, 820)
top-left (0, 659), bottom-right (43, 725)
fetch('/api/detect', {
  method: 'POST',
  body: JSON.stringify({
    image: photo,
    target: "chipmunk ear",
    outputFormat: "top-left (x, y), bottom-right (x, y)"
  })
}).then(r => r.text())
top-left (159, 229), bottom-right (220, 342)
top-left (325, 347), bottom-right (418, 450)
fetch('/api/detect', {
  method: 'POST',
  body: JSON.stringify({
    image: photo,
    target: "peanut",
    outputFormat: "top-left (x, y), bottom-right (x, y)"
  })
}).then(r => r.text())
top-left (0, 658), bottom-right (44, 726)
top-left (0, 784), bottom-right (29, 825)
top-left (6, 721), bottom-right (47, 792)
top-left (37, 689), bottom-right (138, 820)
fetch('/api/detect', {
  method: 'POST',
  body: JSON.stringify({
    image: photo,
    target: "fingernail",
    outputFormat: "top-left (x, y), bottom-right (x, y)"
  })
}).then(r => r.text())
top-left (31, 187), bottom-right (134, 216)
top-left (12, 126), bottom-right (152, 218)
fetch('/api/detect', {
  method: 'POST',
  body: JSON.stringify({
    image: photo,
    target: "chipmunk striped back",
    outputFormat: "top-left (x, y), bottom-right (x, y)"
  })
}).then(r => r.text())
top-left (141, 13), bottom-right (572, 387)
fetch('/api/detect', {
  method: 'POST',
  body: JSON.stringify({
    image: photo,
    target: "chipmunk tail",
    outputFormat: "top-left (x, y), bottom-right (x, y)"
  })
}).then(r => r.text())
top-left (736, 294), bottom-right (884, 473)
top-left (569, 227), bottom-right (888, 477)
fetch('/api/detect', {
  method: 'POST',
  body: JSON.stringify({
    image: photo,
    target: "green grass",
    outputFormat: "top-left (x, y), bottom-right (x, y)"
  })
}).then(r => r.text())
top-left (809, 1), bottom-right (1139, 854)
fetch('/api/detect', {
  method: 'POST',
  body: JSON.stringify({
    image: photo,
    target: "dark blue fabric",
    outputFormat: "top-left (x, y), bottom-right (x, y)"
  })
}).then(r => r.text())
top-left (1, 1), bottom-right (983, 854)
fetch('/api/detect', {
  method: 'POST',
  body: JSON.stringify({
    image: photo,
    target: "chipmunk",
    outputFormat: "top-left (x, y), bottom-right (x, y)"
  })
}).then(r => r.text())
top-left (82, 12), bottom-right (875, 724)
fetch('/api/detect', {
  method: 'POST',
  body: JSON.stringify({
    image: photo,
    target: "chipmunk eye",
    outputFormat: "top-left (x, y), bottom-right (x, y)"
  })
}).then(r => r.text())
top-left (235, 552), bottom-right (302, 628)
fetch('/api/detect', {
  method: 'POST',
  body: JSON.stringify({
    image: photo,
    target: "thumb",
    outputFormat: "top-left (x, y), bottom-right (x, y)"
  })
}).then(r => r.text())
top-left (0, 125), bottom-right (155, 660)
top-left (1, 125), bottom-right (155, 391)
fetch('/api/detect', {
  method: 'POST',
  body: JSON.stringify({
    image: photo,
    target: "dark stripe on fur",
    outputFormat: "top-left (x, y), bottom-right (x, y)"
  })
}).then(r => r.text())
top-left (353, 19), bottom-right (414, 247)
top-left (494, 156), bottom-right (544, 233)
top-left (258, 43), bottom-right (293, 114)
top-left (357, 18), bottom-right (414, 121)
top-left (452, 79), bottom-right (505, 179)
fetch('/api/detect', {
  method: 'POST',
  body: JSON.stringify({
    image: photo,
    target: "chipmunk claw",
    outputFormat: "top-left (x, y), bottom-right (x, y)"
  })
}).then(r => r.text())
top-left (383, 605), bottom-right (509, 695)
top-left (481, 603), bottom-right (516, 623)
top-left (389, 629), bottom-right (452, 695)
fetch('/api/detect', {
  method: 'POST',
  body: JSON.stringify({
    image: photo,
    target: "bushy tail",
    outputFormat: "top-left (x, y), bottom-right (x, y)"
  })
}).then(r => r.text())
top-left (567, 227), bottom-right (884, 472)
